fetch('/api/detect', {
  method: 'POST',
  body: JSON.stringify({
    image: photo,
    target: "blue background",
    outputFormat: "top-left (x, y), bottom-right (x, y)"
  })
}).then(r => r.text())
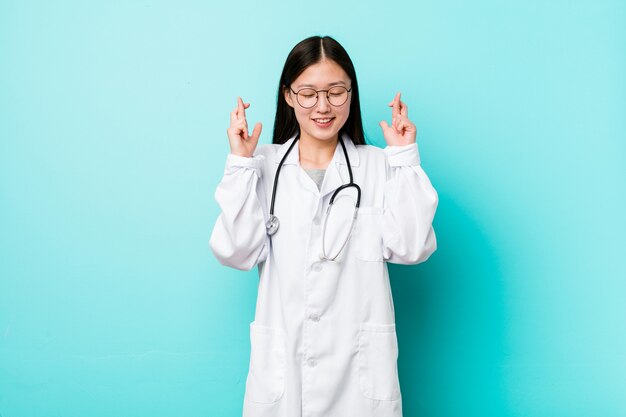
top-left (1, 1), bottom-right (625, 416)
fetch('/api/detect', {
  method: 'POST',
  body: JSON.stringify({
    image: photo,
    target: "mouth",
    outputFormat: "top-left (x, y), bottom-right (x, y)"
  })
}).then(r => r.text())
top-left (312, 117), bottom-right (335, 128)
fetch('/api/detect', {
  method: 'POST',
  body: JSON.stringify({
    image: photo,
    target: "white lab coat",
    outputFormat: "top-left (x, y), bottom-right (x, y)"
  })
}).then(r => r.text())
top-left (209, 132), bottom-right (438, 417)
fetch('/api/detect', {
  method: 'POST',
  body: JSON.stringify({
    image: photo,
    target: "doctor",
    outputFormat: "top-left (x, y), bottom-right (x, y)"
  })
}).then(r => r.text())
top-left (210, 35), bottom-right (438, 417)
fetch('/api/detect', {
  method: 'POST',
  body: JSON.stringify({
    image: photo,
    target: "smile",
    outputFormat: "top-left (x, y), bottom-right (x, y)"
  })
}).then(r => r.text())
top-left (312, 117), bottom-right (335, 127)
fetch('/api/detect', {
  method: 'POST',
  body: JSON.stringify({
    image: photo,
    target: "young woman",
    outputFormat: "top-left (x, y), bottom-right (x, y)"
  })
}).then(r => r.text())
top-left (210, 35), bottom-right (438, 417)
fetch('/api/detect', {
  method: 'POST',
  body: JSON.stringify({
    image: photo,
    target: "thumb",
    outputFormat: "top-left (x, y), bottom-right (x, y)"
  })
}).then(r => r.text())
top-left (249, 122), bottom-right (263, 143)
top-left (379, 120), bottom-right (393, 135)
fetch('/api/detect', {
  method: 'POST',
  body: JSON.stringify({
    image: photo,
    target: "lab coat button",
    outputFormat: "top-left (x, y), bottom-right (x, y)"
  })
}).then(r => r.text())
top-left (311, 262), bottom-right (322, 272)
top-left (307, 358), bottom-right (317, 367)
top-left (313, 217), bottom-right (321, 226)
top-left (309, 313), bottom-right (320, 322)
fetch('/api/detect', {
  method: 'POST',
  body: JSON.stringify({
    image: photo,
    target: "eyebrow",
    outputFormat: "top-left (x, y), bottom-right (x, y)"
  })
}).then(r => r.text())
top-left (295, 81), bottom-right (347, 89)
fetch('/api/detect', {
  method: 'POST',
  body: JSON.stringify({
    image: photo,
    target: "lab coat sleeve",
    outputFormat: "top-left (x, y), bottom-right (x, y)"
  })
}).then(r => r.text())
top-left (381, 142), bottom-right (438, 265)
top-left (209, 152), bottom-right (269, 271)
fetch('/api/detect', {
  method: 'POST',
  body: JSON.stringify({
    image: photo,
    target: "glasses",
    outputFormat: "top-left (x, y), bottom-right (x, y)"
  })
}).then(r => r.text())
top-left (290, 86), bottom-right (352, 109)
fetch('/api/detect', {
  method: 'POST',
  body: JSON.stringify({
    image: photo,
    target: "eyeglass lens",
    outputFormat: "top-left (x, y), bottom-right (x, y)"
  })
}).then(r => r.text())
top-left (296, 87), bottom-right (349, 108)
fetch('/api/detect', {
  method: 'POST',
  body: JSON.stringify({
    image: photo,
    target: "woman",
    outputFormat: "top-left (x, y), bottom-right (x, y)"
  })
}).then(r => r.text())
top-left (210, 35), bottom-right (438, 417)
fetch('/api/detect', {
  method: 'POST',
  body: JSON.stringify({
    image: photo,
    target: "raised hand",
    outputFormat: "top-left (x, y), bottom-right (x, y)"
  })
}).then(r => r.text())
top-left (227, 97), bottom-right (263, 158)
top-left (379, 92), bottom-right (417, 146)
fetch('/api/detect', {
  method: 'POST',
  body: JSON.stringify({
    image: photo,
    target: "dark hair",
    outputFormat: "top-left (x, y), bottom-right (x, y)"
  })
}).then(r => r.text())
top-left (272, 36), bottom-right (365, 145)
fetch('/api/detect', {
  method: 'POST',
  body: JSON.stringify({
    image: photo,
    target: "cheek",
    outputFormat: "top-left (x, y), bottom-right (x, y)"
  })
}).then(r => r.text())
top-left (293, 108), bottom-right (310, 124)
top-left (337, 107), bottom-right (351, 124)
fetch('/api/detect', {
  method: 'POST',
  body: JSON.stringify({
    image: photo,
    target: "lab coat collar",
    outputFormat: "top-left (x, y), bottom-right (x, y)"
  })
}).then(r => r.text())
top-left (273, 131), bottom-right (360, 167)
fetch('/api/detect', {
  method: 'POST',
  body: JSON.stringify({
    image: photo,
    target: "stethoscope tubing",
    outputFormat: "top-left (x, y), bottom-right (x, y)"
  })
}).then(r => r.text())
top-left (266, 135), bottom-right (362, 259)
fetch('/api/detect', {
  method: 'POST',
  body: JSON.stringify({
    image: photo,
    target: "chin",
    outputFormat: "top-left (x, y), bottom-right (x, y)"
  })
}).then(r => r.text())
top-left (308, 126), bottom-right (344, 141)
top-left (316, 132), bottom-right (340, 141)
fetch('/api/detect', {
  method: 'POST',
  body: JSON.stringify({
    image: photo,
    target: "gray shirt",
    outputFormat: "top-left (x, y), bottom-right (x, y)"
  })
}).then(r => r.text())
top-left (304, 168), bottom-right (326, 191)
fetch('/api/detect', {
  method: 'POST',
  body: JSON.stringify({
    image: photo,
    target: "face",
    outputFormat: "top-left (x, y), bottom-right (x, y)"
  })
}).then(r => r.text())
top-left (284, 59), bottom-right (351, 143)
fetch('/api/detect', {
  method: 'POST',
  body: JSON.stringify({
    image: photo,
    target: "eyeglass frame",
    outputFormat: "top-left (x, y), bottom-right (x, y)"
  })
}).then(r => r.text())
top-left (288, 85), bottom-right (352, 109)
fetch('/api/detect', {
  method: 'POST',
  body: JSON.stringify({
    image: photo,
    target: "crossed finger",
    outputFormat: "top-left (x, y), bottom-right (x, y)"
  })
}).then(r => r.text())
top-left (230, 97), bottom-right (249, 120)
top-left (230, 106), bottom-right (238, 125)
top-left (232, 97), bottom-right (252, 138)
top-left (237, 96), bottom-right (245, 118)
top-left (389, 93), bottom-right (409, 116)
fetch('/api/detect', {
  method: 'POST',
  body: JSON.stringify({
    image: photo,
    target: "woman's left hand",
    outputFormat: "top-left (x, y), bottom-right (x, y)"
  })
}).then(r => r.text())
top-left (379, 92), bottom-right (417, 146)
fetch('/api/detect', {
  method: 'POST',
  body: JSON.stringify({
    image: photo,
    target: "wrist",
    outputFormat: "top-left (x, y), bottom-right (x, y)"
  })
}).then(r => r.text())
top-left (230, 150), bottom-right (253, 158)
top-left (384, 142), bottom-right (420, 166)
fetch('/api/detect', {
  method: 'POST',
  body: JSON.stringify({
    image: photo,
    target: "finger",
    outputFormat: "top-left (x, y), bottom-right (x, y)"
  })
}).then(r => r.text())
top-left (228, 124), bottom-right (243, 138)
top-left (237, 97), bottom-right (246, 119)
top-left (389, 91), bottom-right (400, 106)
top-left (399, 100), bottom-right (408, 117)
top-left (249, 122), bottom-right (263, 143)
top-left (231, 120), bottom-right (246, 137)
top-left (388, 91), bottom-right (399, 108)
top-left (230, 107), bottom-right (238, 125)
top-left (397, 117), bottom-right (415, 134)
top-left (390, 92), bottom-right (401, 118)
top-left (394, 112), bottom-right (406, 123)
top-left (237, 98), bottom-right (250, 138)
top-left (396, 118), bottom-right (408, 133)
top-left (393, 115), bottom-right (405, 131)
top-left (394, 92), bottom-right (401, 115)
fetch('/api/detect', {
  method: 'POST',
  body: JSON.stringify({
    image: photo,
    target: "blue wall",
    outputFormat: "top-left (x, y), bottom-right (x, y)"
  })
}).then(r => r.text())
top-left (1, 1), bottom-right (625, 416)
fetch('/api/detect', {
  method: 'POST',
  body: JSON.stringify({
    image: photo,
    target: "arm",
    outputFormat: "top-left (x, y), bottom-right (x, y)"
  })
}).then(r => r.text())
top-left (209, 152), bottom-right (269, 271)
top-left (379, 92), bottom-right (438, 264)
top-left (209, 96), bottom-right (267, 271)
top-left (382, 142), bottom-right (438, 264)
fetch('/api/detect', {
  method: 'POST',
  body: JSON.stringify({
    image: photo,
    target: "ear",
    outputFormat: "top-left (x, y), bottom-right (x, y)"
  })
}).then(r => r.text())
top-left (284, 87), bottom-right (294, 108)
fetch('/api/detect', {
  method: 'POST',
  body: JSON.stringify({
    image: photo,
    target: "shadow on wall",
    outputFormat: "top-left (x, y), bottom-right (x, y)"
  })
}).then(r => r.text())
top-left (390, 192), bottom-right (510, 417)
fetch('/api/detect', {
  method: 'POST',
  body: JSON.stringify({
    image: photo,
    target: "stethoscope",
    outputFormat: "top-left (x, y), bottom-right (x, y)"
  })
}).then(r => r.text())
top-left (265, 135), bottom-right (361, 261)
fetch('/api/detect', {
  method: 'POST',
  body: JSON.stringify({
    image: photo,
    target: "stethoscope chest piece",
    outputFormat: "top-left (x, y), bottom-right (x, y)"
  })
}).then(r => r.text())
top-left (266, 215), bottom-right (280, 236)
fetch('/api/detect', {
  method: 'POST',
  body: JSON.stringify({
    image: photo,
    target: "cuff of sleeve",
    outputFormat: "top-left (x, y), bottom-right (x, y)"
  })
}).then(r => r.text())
top-left (225, 153), bottom-right (265, 174)
top-left (384, 142), bottom-right (421, 167)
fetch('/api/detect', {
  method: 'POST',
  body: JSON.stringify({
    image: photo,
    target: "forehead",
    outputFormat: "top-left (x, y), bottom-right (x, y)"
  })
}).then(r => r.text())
top-left (293, 60), bottom-right (350, 89)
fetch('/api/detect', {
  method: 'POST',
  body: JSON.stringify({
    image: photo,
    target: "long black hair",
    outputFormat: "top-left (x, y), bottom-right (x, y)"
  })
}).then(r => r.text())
top-left (272, 36), bottom-right (366, 145)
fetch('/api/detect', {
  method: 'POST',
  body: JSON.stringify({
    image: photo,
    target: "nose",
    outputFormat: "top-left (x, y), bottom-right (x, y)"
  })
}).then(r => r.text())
top-left (315, 92), bottom-right (331, 112)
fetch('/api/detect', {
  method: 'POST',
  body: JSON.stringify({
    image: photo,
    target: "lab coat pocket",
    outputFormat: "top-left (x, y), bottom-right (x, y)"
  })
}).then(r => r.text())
top-left (354, 207), bottom-right (384, 262)
top-left (245, 321), bottom-right (286, 404)
top-left (357, 322), bottom-right (401, 401)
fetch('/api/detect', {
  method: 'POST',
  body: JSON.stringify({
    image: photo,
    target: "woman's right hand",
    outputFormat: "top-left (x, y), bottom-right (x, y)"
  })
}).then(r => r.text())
top-left (227, 97), bottom-right (262, 158)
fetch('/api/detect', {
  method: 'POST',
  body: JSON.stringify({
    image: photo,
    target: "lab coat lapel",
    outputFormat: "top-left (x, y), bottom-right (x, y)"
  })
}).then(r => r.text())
top-left (273, 132), bottom-right (360, 199)
top-left (320, 154), bottom-right (344, 199)
top-left (273, 134), bottom-right (319, 196)
top-left (273, 134), bottom-right (300, 166)
top-left (320, 132), bottom-right (360, 199)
